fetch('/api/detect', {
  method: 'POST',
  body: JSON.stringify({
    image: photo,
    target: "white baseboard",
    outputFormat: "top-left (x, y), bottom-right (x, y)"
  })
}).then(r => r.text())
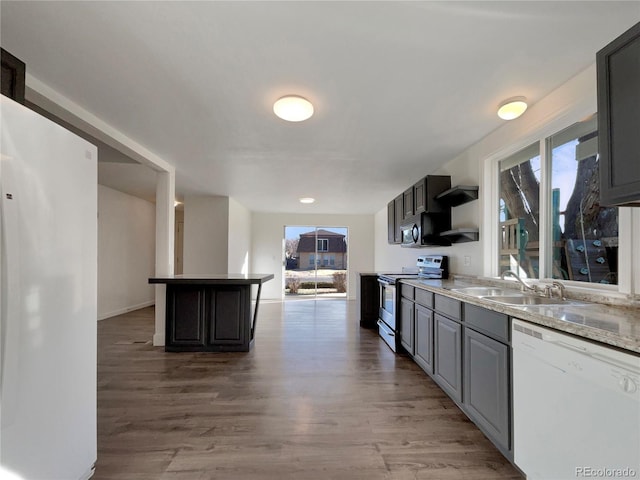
top-left (153, 333), bottom-right (165, 346)
top-left (97, 300), bottom-right (155, 321)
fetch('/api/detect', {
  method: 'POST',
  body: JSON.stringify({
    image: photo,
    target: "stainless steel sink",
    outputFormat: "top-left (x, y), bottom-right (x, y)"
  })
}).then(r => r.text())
top-left (484, 295), bottom-right (578, 306)
top-left (450, 287), bottom-right (513, 296)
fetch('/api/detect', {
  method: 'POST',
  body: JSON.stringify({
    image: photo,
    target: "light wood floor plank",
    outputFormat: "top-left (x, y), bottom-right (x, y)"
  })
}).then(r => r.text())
top-left (95, 301), bottom-right (522, 479)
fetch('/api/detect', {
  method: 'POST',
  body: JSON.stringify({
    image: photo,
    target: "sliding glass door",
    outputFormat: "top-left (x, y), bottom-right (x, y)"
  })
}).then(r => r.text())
top-left (284, 226), bottom-right (348, 300)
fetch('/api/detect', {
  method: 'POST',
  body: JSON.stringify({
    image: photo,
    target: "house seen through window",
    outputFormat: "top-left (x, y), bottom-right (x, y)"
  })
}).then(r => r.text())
top-left (283, 226), bottom-right (348, 299)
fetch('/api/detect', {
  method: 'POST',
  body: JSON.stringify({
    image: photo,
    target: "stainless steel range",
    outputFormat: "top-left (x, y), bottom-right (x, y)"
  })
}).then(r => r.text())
top-left (377, 255), bottom-right (448, 352)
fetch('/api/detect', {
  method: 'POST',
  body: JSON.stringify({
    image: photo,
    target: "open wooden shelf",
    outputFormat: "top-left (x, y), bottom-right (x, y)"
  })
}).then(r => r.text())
top-left (436, 185), bottom-right (479, 207)
top-left (440, 228), bottom-right (479, 243)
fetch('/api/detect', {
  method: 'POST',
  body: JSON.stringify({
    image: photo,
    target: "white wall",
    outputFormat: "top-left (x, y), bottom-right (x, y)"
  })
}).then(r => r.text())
top-left (228, 197), bottom-right (251, 274)
top-left (374, 64), bottom-right (599, 277)
top-left (183, 195), bottom-right (229, 273)
top-left (97, 185), bottom-right (155, 319)
top-left (251, 213), bottom-right (375, 300)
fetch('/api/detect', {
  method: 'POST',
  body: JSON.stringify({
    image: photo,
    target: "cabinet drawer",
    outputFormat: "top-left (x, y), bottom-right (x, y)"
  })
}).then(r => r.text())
top-left (434, 294), bottom-right (461, 321)
top-left (415, 288), bottom-right (433, 308)
top-left (465, 304), bottom-right (509, 343)
top-left (400, 283), bottom-right (415, 300)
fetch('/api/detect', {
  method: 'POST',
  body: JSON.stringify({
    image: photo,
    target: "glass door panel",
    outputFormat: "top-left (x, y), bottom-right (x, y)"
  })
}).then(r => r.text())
top-left (284, 226), bottom-right (348, 300)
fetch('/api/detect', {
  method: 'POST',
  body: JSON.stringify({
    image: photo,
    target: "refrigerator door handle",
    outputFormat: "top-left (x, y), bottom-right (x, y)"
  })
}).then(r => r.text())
top-left (0, 153), bottom-right (21, 429)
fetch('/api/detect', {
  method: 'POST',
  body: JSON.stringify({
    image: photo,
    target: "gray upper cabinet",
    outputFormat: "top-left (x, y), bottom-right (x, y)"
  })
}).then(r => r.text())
top-left (387, 201), bottom-right (396, 244)
top-left (597, 21), bottom-right (640, 206)
top-left (394, 194), bottom-right (403, 243)
top-left (387, 175), bottom-right (452, 244)
top-left (1, 48), bottom-right (26, 104)
top-left (403, 187), bottom-right (414, 220)
top-left (416, 175), bottom-right (451, 213)
top-left (387, 195), bottom-right (404, 244)
top-left (414, 178), bottom-right (427, 214)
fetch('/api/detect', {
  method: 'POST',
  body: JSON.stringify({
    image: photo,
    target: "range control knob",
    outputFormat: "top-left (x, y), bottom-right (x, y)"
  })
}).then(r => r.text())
top-left (619, 376), bottom-right (638, 394)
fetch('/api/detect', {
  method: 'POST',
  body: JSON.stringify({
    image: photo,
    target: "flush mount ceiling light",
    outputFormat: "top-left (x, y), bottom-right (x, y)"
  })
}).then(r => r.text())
top-left (299, 197), bottom-right (315, 204)
top-left (497, 96), bottom-right (528, 120)
top-left (273, 95), bottom-right (314, 122)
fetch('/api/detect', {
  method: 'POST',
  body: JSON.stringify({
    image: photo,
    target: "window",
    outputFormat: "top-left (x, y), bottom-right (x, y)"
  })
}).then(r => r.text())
top-left (309, 254), bottom-right (315, 266)
top-left (317, 238), bottom-right (328, 251)
top-left (548, 116), bottom-right (618, 284)
top-left (497, 115), bottom-right (618, 285)
top-left (499, 143), bottom-right (540, 279)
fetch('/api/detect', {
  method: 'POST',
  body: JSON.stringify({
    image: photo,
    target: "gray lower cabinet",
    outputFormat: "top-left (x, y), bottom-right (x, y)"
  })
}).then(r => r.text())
top-left (414, 304), bottom-right (434, 374)
top-left (434, 313), bottom-right (462, 403)
top-left (463, 327), bottom-right (510, 453)
top-left (400, 287), bottom-right (513, 461)
top-left (400, 297), bottom-right (415, 355)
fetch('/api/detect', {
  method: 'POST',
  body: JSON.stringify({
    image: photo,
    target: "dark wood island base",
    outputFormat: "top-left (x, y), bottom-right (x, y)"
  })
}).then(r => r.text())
top-left (149, 274), bottom-right (274, 352)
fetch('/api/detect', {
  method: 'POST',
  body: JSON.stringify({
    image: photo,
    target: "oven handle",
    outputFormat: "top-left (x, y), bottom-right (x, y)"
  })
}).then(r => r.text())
top-left (377, 319), bottom-right (395, 335)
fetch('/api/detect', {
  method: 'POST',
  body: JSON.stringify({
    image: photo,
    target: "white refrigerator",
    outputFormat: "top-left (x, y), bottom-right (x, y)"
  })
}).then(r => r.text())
top-left (0, 96), bottom-right (97, 479)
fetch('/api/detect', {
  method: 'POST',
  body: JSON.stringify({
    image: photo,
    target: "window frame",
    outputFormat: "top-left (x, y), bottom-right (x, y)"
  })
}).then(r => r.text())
top-left (482, 109), bottom-right (636, 297)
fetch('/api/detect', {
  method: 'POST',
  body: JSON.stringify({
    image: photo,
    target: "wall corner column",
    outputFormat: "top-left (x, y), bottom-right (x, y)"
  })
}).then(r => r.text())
top-left (154, 170), bottom-right (175, 346)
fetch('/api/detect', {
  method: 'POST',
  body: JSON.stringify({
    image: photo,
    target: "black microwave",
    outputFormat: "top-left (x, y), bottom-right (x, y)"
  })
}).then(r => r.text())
top-left (400, 213), bottom-right (450, 248)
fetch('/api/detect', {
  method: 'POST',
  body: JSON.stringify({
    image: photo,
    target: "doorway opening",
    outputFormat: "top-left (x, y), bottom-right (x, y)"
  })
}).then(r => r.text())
top-left (284, 226), bottom-right (348, 301)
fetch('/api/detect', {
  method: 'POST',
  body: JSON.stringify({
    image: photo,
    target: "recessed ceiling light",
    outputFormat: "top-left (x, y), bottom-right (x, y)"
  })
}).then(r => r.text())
top-left (299, 197), bottom-right (315, 204)
top-left (497, 96), bottom-right (528, 120)
top-left (274, 95), bottom-right (314, 122)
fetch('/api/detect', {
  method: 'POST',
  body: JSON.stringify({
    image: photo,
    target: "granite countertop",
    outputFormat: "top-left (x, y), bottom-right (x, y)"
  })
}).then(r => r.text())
top-left (149, 274), bottom-right (275, 285)
top-left (401, 278), bottom-right (640, 354)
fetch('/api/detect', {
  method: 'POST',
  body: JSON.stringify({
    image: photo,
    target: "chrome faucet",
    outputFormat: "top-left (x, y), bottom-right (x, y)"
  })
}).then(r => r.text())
top-left (550, 281), bottom-right (567, 300)
top-left (500, 270), bottom-right (536, 293)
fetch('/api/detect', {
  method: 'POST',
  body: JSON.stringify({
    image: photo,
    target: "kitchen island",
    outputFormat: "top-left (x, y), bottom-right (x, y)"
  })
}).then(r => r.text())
top-left (149, 274), bottom-right (274, 352)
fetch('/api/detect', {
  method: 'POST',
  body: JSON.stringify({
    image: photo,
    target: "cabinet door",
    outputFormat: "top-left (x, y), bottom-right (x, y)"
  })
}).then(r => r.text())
top-left (414, 178), bottom-right (426, 214)
top-left (399, 297), bottom-right (415, 355)
top-left (359, 275), bottom-right (379, 328)
top-left (403, 187), bottom-right (414, 220)
top-left (414, 304), bottom-right (433, 374)
top-left (208, 287), bottom-right (246, 346)
top-left (394, 194), bottom-right (403, 243)
top-left (597, 22), bottom-right (640, 206)
top-left (387, 201), bottom-right (395, 244)
top-left (167, 286), bottom-right (206, 347)
top-left (464, 328), bottom-right (510, 452)
top-left (1, 48), bottom-right (26, 104)
top-left (434, 313), bottom-right (462, 403)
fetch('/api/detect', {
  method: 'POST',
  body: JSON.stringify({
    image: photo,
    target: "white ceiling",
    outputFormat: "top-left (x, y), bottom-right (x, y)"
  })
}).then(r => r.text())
top-left (2, 1), bottom-right (639, 213)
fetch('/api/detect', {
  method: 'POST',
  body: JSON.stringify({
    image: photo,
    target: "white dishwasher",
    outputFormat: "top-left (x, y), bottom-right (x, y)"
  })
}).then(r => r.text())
top-left (512, 320), bottom-right (640, 480)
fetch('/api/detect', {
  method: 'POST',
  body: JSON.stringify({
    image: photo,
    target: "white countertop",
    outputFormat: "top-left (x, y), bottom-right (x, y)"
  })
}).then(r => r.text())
top-left (401, 278), bottom-right (640, 354)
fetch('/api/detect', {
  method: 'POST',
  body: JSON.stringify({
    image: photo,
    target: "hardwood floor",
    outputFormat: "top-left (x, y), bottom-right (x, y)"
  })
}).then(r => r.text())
top-left (95, 300), bottom-right (523, 479)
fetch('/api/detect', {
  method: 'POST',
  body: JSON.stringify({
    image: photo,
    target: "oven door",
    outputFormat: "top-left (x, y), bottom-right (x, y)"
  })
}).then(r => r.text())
top-left (378, 278), bottom-right (396, 329)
